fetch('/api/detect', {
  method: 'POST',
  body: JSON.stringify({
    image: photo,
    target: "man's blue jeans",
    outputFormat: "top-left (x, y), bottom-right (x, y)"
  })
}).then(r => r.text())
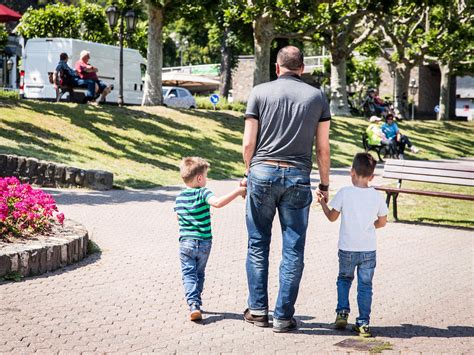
top-left (179, 239), bottom-right (212, 307)
top-left (336, 250), bottom-right (376, 326)
top-left (74, 78), bottom-right (96, 99)
top-left (246, 163), bottom-right (312, 322)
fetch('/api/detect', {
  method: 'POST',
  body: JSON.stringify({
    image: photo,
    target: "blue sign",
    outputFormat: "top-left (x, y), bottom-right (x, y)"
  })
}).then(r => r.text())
top-left (434, 105), bottom-right (440, 113)
top-left (210, 94), bottom-right (220, 104)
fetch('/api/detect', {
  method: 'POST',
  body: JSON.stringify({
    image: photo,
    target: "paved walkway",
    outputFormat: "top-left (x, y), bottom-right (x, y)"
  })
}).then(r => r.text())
top-left (1, 168), bottom-right (473, 354)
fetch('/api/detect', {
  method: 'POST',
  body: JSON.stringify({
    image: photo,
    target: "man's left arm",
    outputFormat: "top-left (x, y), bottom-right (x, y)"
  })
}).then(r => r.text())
top-left (315, 120), bottom-right (330, 201)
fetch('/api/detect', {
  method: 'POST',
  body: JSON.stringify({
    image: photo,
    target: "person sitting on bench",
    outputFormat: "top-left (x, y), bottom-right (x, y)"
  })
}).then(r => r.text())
top-left (366, 116), bottom-right (397, 158)
top-left (381, 113), bottom-right (419, 160)
top-left (75, 50), bottom-right (113, 104)
top-left (53, 52), bottom-right (97, 103)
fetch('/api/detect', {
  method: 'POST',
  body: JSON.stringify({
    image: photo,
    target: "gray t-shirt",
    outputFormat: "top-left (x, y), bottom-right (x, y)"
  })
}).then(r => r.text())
top-left (245, 73), bottom-right (331, 172)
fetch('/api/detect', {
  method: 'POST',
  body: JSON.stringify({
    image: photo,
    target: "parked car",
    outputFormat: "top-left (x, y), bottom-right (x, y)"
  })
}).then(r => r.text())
top-left (162, 86), bottom-right (196, 109)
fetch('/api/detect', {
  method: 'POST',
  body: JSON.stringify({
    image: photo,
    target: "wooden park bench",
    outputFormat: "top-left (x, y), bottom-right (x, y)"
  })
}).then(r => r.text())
top-left (375, 159), bottom-right (474, 220)
top-left (48, 71), bottom-right (88, 103)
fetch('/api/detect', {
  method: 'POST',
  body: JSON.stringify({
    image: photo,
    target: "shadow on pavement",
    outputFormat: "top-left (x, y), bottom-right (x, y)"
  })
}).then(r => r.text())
top-left (371, 324), bottom-right (474, 338)
top-left (200, 311), bottom-right (243, 325)
top-left (45, 186), bottom-right (182, 206)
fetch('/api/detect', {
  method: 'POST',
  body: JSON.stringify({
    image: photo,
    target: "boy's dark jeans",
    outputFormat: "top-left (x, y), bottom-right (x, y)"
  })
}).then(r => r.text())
top-left (336, 250), bottom-right (376, 326)
top-left (179, 239), bottom-right (212, 307)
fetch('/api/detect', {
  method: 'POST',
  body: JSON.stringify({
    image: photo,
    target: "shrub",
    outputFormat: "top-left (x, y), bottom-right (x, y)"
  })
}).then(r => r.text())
top-left (0, 177), bottom-right (64, 239)
top-left (195, 96), bottom-right (246, 112)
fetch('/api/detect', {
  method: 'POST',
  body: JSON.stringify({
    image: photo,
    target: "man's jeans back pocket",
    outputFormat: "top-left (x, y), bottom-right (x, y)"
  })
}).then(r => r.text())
top-left (249, 176), bottom-right (272, 206)
top-left (288, 183), bottom-right (312, 209)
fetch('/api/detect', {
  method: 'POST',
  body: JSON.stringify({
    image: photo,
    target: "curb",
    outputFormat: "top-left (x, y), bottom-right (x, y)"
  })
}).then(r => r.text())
top-left (0, 220), bottom-right (89, 278)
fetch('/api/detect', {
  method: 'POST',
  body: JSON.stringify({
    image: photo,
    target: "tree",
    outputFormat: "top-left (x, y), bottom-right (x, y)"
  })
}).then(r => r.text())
top-left (428, 0), bottom-right (473, 120)
top-left (141, 0), bottom-right (167, 106)
top-left (0, 25), bottom-right (7, 52)
top-left (304, 1), bottom-right (381, 116)
top-left (231, 0), bottom-right (319, 86)
top-left (372, 1), bottom-right (432, 119)
top-left (78, 3), bottom-right (113, 44)
top-left (16, 3), bottom-right (81, 39)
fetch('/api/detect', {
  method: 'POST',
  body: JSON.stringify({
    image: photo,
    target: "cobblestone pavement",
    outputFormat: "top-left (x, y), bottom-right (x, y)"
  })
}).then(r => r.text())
top-left (1, 168), bottom-right (473, 354)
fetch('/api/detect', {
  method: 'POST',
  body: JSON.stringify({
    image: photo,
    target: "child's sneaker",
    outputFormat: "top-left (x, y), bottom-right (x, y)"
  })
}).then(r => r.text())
top-left (410, 146), bottom-right (420, 153)
top-left (189, 303), bottom-right (202, 321)
top-left (334, 311), bottom-right (349, 329)
top-left (352, 323), bottom-right (372, 337)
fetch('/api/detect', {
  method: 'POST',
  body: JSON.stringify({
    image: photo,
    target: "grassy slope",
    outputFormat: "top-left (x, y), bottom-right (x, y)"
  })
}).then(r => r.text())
top-left (1, 98), bottom-right (472, 227)
top-left (1, 98), bottom-right (473, 186)
top-left (0, 99), bottom-right (243, 188)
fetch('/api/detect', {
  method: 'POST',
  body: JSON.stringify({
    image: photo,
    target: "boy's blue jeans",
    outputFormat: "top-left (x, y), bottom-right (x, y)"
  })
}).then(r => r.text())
top-left (336, 249), bottom-right (376, 326)
top-left (179, 239), bottom-right (212, 307)
top-left (246, 163), bottom-right (312, 322)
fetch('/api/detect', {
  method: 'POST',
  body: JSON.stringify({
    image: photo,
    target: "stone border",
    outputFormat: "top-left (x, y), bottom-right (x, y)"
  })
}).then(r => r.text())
top-left (0, 154), bottom-right (114, 190)
top-left (0, 220), bottom-right (89, 278)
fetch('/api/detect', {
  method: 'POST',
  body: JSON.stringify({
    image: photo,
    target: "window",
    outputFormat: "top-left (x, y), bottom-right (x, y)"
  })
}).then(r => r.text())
top-left (178, 89), bottom-right (190, 98)
top-left (140, 64), bottom-right (147, 81)
top-left (169, 89), bottom-right (178, 97)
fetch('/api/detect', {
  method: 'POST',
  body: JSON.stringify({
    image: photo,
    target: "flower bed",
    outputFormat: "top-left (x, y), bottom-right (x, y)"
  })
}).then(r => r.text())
top-left (0, 177), bottom-right (64, 241)
top-left (0, 177), bottom-right (90, 278)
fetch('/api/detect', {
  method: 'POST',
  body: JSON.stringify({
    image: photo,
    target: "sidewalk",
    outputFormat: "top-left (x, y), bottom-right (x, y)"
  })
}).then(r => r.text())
top-left (0, 167), bottom-right (472, 353)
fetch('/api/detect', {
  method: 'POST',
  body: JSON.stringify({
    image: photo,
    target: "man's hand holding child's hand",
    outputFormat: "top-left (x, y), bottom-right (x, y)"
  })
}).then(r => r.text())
top-left (316, 190), bottom-right (326, 204)
top-left (238, 186), bottom-right (247, 198)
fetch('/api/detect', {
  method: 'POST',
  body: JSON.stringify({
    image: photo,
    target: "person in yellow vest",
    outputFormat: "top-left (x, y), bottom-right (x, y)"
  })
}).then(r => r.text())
top-left (366, 116), bottom-right (397, 158)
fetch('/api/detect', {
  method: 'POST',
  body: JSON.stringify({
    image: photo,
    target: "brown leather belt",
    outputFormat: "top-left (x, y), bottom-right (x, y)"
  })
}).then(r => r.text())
top-left (263, 160), bottom-right (295, 168)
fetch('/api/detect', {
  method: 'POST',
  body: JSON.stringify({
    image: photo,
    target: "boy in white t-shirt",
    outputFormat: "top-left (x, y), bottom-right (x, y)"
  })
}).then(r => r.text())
top-left (318, 152), bottom-right (388, 337)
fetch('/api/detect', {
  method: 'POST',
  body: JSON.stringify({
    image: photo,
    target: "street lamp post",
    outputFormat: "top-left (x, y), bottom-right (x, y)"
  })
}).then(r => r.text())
top-left (106, 5), bottom-right (137, 106)
top-left (6, 58), bottom-right (13, 88)
top-left (408, 78), bottom-right (419, 120)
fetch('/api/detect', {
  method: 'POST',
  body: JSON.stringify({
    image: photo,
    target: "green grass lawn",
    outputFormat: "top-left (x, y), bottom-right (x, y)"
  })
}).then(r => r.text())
top-left (383, 182), bottom-right (474, 228)
top-left (1, 97), bottom-right (472, 227)
top-left (1, 97), bottom-right (473, 188)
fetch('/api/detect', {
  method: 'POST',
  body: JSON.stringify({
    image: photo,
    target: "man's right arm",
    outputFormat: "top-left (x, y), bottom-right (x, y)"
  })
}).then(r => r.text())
top-left (242, 118), bottom-right (258, 176)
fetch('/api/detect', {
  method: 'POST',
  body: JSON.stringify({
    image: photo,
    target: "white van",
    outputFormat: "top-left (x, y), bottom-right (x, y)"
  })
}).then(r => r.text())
top-left (21, 38), bottom-right (146, 105)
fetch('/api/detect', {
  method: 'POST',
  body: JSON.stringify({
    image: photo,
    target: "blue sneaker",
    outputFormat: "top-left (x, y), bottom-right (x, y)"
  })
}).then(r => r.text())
top-left (189, 303), bottom-right (202, 321)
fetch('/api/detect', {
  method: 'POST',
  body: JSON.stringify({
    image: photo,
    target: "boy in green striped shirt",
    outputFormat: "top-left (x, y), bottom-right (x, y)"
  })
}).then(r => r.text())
top-left (175, 157), bottom-right (246, 321)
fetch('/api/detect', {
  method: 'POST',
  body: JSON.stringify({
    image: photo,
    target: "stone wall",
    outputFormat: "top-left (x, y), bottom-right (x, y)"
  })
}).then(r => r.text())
top-left (0, 220), bottom-right (89, 278)
top-left (0, 154), bottom-right (114, 190)
top-left (232, 56), bottom-right (255, 103)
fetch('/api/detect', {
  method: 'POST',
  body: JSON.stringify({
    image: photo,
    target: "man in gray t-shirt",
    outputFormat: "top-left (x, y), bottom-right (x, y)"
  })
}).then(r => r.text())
top-left (242, 46), bottom-right (331, 333)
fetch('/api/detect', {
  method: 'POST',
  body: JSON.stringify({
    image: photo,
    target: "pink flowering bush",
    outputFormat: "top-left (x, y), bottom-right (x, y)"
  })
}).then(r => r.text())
top-left (0, 177), bottom-right (64, 239)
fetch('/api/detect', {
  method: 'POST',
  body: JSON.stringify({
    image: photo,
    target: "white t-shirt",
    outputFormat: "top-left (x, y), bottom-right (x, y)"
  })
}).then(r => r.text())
top-left (329, 186), bottom-right (389, 252)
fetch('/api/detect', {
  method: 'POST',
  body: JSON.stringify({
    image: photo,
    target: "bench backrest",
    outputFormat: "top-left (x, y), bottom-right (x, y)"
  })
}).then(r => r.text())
top-left (382, 159), bottom-right (474, 186)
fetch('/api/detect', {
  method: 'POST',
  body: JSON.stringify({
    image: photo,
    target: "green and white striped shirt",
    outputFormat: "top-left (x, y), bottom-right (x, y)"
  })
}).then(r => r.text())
top-left (175, 187), bottom-right (214, 241)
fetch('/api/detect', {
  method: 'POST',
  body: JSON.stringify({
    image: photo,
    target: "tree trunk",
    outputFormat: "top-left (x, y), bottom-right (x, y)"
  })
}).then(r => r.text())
top-left (438, 62), bottom-right (451, 120)
top-left (142, 2), bottom-right (164, 106)
top-left (329, 54), bottom-right (351, 116)
top-left (219, 28), bottom-right (232, 99)
top-left (393, 65), bottom-right (412, 119)
top-left (252, 14), bottom-right (274, 86)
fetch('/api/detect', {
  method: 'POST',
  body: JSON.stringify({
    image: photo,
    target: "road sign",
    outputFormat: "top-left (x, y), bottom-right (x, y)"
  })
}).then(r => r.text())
top-left (434, 105), bottom-right (440, 113)
top-left (210, 94), bottom-right (219, 104)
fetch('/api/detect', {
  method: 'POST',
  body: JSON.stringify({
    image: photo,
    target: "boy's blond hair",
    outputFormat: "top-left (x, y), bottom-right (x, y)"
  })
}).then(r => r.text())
top-left (180, 157), bottom-right (210, 183)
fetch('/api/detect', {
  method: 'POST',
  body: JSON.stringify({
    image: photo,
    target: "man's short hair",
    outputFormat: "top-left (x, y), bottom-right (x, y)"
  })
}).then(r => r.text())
top-left (80, 50), bottom-right (90, 59)
top-left (180, 157), bottom-right (210, 183)
top-left (352, 152), bottom-right (377, 177)
top-left (276, 46), bottom-right (304, 71)
top-left (60, 52), bottom-right (69, 61)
